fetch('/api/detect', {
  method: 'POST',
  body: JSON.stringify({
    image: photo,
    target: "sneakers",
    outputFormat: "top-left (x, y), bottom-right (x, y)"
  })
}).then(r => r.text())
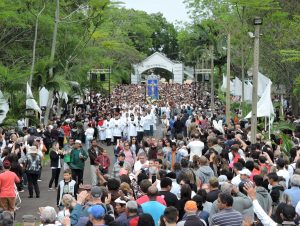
top-left (48, 188), bottom-right (54, 191)
top-left (19, 190), bottom-right (25, 193)
top-left (37, 179), bottom-right (42, 182)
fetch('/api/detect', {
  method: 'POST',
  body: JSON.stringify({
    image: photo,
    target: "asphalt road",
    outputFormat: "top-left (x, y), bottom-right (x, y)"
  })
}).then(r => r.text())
top-left (15, 143), bottom-right (115, 222)
top-left (15, 124), bottom-right (162, 222)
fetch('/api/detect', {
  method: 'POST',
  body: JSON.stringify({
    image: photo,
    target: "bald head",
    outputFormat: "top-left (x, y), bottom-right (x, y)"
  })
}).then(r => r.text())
top-left (147, 186), bottom-right (158, 200)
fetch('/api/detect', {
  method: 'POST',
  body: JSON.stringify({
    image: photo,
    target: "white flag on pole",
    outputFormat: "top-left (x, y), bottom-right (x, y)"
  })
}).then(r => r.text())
top-left (26, 83), bottom-right (42, 114)
top-left (258, 72), bottom-right (270, 97)
top-left (221, 75), bottom-right (234, 93)
top-left (39, 87), bottom-right (49, 107)
top-left (245, 80), bottom-right (274, 119)
top-left (232, 77), bottom-right (242, 96)
top-left (0, 91), bottom-right (9, 123)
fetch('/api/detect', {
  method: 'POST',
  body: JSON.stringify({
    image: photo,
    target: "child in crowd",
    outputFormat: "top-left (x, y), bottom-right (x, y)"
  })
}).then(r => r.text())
top-left (95, 149), bottom-right (111, 175)
top-left (56, 169), bottom-right (78, 208)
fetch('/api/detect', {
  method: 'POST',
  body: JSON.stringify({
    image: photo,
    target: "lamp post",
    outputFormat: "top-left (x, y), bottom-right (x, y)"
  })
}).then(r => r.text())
top-left (210, 45), bottom-right (215, 110)
top-left (226, 33), bottom-right (231, 125)
top-left (250, 17), bottom-right (263, 144)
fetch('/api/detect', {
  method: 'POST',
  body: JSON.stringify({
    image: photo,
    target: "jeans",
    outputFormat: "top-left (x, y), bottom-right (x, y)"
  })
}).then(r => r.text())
top-left (27, 173), bottom-right (40, 197)
top-left (72, 169), bottom-right (84, 185)
top-left (49, 168), bottom-right (61, 188)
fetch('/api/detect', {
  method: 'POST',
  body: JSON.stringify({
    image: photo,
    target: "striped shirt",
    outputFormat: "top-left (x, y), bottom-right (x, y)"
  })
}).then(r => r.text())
top-left (211, 207), bottom-right (243, 226)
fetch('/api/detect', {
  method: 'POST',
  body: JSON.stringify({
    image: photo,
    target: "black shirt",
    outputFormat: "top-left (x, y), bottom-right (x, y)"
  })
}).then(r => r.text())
top-left (159, 190), bottom-right (178, 207)
top-left (206, 189), bottom-right (221, 203)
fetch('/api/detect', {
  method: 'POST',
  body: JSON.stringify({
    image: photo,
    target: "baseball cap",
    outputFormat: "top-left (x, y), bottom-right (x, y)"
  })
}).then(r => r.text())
top-left (126, 200), bottom-right (138, 210)
top-left (239, 168), bottom-right (252, 177)
top-left (115, 197), bottom-right (128, 205)
top-left (91, 186), bottom-right (102, 198)
top-left (184, 201), bottom-right (197, 212)
top-left (88, 205), bottom-right (105, 219)
top-left (75, 140), bottom-right (82, 144)
top-left (218, 175), bottom-right (228, 185)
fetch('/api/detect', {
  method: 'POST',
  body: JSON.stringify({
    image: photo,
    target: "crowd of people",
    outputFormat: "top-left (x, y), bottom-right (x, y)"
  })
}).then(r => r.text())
top-left (0, 82), bottom-right (299, 226)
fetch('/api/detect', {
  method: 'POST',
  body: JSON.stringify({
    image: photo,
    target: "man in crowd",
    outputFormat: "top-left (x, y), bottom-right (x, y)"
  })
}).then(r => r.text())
top-left (88, 139), bottom-right (103, 186)
top-left (69, 140), bottom-right (88, 185)
top-left (211, 193), bottom-right (243, 226)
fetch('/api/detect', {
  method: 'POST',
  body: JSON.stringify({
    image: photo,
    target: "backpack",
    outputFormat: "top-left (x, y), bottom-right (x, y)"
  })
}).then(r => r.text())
top-left (128, 215), bottom-right (140, 226)
top-left (58, 128), bottom-right (65, 138)
top-left (26, 155), bottom-right (41, 174)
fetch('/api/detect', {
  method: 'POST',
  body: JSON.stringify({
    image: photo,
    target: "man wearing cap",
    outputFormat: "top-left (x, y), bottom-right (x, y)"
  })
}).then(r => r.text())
top-left (0, 160), bottom-right (20, 212)
top-left (115, 196), bottom-right (128, 226)
top-left (126, 200), bottom-right (140, 226)
top-left (177, 201), bottom-right (205, 226)
top-left (87, 205), bottom-right (106, 226)
top-left (239, 168), bottom-right (252, 185)
top-left (69, 140), bottom-right (88, 185)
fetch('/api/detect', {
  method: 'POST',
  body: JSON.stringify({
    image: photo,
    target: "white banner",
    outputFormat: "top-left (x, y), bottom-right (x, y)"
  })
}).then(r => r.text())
top-left (0, 91), bottom-right (9, 123)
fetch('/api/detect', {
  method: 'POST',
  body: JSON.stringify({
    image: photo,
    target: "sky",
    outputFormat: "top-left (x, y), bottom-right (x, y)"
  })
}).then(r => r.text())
top-left (120, 0), bottom-right (190, 23)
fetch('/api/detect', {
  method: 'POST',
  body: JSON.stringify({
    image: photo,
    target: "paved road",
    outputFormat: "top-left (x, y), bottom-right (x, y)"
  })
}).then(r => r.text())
top-left (15, 124), bottom-right (162, 222)
top-left (15, 143), bottom-right (115, 222)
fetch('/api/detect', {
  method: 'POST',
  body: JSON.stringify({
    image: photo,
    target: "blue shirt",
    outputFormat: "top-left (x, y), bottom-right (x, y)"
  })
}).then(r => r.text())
top-left (141, 201), bottom-right (166, 226)
top-left (284, 187), bottom-right (300, 207)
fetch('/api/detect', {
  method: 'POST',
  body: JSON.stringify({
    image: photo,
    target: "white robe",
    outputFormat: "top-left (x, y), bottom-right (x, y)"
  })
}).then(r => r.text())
top-left (128, 119), bottom-right (138, 137)
top-left (112, 118), bottom-right (123, 137)
top-left (97, 123), bottom-right (106, 141)
top-left (104, 120), bottom-right (113, 139)
top-left (137, 118), bottom-right (144, 132)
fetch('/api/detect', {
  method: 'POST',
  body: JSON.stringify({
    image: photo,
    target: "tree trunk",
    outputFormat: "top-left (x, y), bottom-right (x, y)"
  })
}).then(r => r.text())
top-left (29, 3), bottom-right (45, 87)
top-left (44, 0), bottom-right (60, 126)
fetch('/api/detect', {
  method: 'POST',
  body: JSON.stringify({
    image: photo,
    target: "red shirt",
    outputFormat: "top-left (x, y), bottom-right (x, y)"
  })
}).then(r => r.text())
top-left (95, 155), bottom-right (111, 169)
top-left (62, 125), bottom-right (71, 137)
top-left (0, 170), bottom-right (20, 197)
top-left (136, 195), bottom-right (166, 206)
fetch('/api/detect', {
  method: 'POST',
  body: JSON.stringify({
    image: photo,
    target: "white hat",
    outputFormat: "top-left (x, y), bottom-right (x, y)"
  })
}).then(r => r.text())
top-left (239, 168), bottom-right (252, 177)
top-left (28, 146), bottom-right (38, 154)
top-left (115, 197), bottom-right (128, 205)
top-left (218, 175), bottom-right (228, 185)
top-left (75, 140), bottom-right (82, 144)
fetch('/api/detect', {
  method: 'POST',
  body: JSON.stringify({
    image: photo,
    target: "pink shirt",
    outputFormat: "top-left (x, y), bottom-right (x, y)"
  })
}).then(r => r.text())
top-left (0, 170), bottom-right (20, 197)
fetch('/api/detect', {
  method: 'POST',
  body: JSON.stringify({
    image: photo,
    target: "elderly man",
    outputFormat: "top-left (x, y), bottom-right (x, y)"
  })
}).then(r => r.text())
top-left (133, 152), bottom-right (149, 173)
top-left (141, 186), bottom-right (166, 226)
top-left (39, 206), bottom-right (58, 226)
top-left (284, 174), bottom-right (300, 207)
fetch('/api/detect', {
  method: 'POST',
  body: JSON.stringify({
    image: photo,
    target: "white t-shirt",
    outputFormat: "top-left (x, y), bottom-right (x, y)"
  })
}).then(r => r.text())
top-left (277, 169), bottom-right (290, 188)
top-left (187, 140), bottom-right (204, 161)
top-left (133, 160), bottom-right (149, 173)
top-left (231, 174), bottom-right (241, 187)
